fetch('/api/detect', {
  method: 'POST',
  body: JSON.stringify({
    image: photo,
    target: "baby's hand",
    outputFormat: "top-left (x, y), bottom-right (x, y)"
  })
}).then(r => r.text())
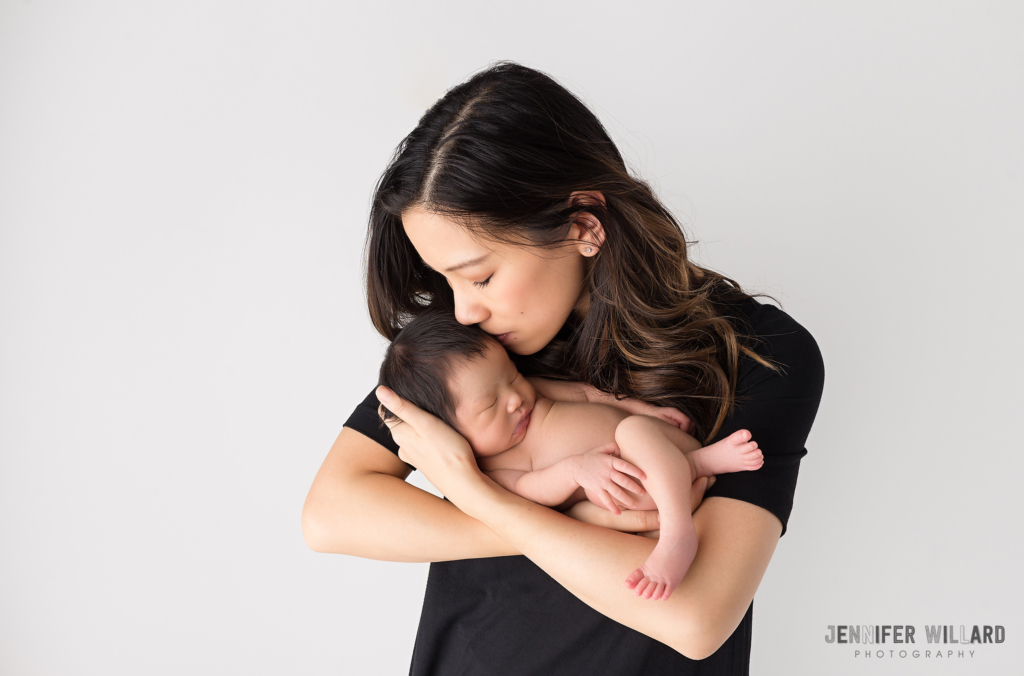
top-left (571, 443), bottom-right (647, 515)
top-left (615, 400), bottom-right (693, 433)
top-left (577, 384), bottom-right (693, 433)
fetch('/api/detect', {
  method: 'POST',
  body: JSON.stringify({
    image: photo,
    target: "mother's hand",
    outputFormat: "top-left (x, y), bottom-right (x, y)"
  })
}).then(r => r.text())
top-left (565, 475), bottom-right (717, 538)
top-left (376, 387), bottom-right (487, 503)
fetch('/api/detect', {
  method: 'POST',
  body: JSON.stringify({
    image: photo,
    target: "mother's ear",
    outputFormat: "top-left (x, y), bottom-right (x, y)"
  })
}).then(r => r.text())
top-left (568, 190), bottom-right (607, 256)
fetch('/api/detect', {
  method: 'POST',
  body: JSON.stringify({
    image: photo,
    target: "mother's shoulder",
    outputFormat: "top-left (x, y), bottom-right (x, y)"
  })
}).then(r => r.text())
top-left (732, 297), bottom-right (824, 393)
top-left (731, 297), bottom-right (813, 342)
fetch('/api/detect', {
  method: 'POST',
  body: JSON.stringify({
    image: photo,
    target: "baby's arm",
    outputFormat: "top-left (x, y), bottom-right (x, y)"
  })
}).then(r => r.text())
top-left (486, 460), bottom-right (580, 508)
top-left (486, 445), bottom-right (647, 515)
top-left (527, 377), bottom-right (692, 432)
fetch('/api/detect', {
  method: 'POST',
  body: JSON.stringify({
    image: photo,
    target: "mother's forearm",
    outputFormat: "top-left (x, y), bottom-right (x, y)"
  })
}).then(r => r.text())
top-left (460, 480), bottom-right (780, 659)
top-left (301, 429), bottom-right (518, 562)
top-left (305, 473), bottom-right (519, 562)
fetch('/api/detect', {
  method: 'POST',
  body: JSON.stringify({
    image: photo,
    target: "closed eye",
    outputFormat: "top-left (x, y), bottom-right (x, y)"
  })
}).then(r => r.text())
top-left (473, 274), bottom-right (493, 289)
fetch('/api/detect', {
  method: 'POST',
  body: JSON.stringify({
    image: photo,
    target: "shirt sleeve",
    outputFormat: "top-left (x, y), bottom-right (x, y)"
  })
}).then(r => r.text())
top-left (701, 303), bottom-right (825, 535)
top-left (344, 389), bottom-right (416, 468)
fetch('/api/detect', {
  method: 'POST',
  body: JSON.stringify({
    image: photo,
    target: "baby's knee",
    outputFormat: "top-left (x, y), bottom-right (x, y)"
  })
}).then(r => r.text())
top-left (614, 415), bottom-right (661, 445)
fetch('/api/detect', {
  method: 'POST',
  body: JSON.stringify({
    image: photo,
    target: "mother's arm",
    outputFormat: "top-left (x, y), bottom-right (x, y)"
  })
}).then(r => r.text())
top-left (467, 483), bottom-right (779, 659)
top-left (302, 425), bottom-right (675, 559)
top-left (302, 427), bottom-right (520, 561)
top-left (303, 423), bottom-right (703, 557)
top-left (373, 387), bottom-right (781, 660)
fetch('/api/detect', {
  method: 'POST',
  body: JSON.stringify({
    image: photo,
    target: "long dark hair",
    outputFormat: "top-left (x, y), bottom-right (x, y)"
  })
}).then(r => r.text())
top-left (365, 62), bottom-right (770, 442)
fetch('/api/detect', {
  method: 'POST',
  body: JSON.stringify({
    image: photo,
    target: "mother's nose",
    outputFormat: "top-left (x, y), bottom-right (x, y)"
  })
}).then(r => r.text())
top-left (453, 290), bottom-right (489, 326)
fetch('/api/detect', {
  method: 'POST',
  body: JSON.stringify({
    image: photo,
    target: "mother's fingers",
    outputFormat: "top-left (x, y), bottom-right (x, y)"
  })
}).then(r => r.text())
top-left (564, 500), bottom-right (660, 533)
top-left (376, 386), bottom-right (430, 431)
top-left (690, 475), bottom-right (716, 513)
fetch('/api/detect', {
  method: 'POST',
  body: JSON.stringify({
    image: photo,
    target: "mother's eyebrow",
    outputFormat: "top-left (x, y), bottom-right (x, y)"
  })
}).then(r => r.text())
top-left (443, 254), bottom-right (489, 273)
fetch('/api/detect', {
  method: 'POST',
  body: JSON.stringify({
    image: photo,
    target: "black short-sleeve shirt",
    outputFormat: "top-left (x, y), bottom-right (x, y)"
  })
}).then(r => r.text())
top-left (344, 298), bottom-right (824, 675)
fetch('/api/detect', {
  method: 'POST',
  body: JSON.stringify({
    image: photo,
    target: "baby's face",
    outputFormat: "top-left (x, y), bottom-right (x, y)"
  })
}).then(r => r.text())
top-left (450, 339), bottom-right (537, 457)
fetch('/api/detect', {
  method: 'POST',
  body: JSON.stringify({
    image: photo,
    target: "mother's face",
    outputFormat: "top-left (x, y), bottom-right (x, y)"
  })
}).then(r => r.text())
top-left (402, 206), bottom-right (589, 356)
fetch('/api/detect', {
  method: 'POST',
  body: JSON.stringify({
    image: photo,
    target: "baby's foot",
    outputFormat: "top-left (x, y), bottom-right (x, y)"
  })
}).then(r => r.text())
top-left (690, 429), bottom-right (763, 477)
top-left (624, 528), bottom-right (698, 601)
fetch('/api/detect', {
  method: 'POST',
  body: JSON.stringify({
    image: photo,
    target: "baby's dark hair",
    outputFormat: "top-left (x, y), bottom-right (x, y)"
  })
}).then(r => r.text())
top-left (378, 308), bottom-right (496, 428)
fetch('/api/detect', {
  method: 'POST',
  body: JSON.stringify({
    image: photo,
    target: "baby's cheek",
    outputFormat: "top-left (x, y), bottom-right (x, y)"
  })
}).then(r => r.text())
top-left (481, 434), bottom-right (502, 456)
top-left (468, 428), bottom-right (502, 457)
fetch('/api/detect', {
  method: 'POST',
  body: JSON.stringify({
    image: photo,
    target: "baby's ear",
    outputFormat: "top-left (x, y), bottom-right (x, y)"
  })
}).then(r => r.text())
top-left (378, 403), bottom-right (403, 425)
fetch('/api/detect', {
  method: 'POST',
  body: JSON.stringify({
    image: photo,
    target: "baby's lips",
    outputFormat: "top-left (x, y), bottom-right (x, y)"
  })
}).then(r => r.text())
top-left (513, 407), bottom-right (532, 436)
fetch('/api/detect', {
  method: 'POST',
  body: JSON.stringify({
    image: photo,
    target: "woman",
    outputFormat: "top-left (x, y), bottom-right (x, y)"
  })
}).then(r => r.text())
top-left (303, 62), bottom-right (824, 674)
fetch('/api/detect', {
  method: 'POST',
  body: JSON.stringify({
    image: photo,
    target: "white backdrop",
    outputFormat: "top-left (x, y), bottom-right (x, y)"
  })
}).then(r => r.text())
top-left (2, 2), bottom-right (1022, 674)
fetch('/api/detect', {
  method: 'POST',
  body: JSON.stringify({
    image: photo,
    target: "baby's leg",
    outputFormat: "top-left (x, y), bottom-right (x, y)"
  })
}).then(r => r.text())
top-left (620, 428), bottom-right (762, 512)
top-left (613, 416), bottom-right (700, 601)
top-left (614, 428), bottom-right (761, 512)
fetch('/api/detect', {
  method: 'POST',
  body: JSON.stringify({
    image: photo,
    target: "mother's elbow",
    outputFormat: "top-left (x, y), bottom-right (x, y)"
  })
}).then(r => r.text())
top-left (301, 502), bottom-right (327, 553)
top-left (301, 495), bottom-right (344, 554)
top-left (670, 635), bottom-right (726, 662)
top-left (661, 612), bottom-right (737, 661)
top-left (665, 633), bottom-right (726, 661)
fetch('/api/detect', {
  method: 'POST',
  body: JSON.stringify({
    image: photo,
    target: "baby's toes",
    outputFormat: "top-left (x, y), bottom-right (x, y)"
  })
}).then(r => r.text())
top-left (625, 568), bottom-right (644, 590)
top-left (730, 429), bottom-right (752, 445)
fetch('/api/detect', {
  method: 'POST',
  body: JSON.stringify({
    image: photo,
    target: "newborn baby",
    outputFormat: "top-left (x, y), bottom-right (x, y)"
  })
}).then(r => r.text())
top-left (379, 309), bottom-right (763, 600)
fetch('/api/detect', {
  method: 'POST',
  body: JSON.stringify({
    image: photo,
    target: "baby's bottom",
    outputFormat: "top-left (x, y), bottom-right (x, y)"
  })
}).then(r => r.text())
top-left (612, 417), bottom-right (762, 600)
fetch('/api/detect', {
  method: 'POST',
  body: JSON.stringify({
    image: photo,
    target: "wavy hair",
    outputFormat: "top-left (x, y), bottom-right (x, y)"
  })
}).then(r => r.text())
top-left (366, 62), bottom-right (772, 442)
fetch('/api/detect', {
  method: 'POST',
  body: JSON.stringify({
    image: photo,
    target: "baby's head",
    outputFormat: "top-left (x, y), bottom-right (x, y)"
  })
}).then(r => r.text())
top-left (379, 309), bottom-right (537, 456)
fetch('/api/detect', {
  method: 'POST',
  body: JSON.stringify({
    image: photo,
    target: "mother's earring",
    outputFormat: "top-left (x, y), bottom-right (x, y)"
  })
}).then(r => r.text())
top-left (585, 247), bottom-right (593, 254)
